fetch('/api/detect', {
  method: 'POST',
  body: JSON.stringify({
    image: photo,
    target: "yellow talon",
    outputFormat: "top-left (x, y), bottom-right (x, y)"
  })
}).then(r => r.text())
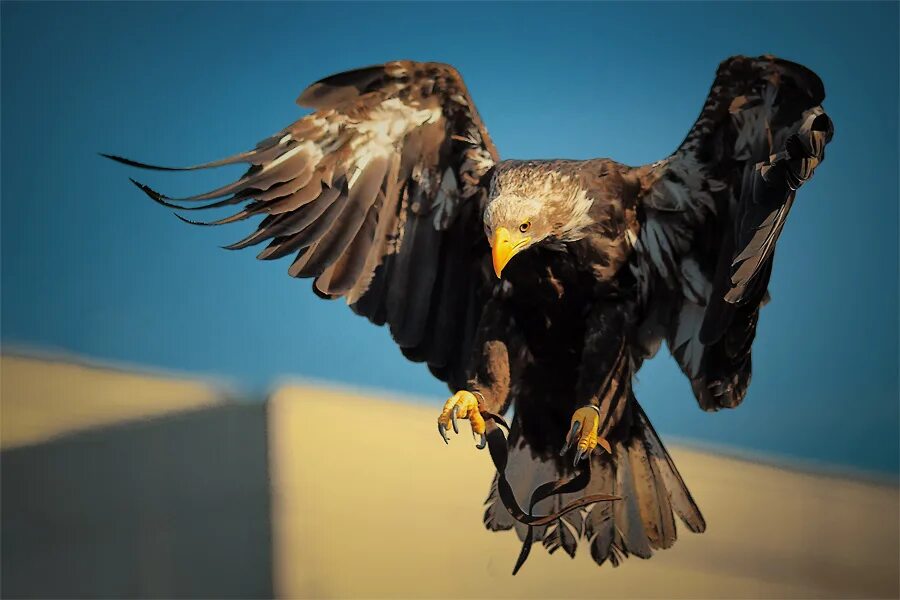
top-left (562, 406), bottom-right (611, 465)
top-left (437, 390), bottom-right (486, 447)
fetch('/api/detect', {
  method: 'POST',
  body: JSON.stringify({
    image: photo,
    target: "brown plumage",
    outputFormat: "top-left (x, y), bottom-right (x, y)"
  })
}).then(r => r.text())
top-left (104, 55), bottom-right (833, 570)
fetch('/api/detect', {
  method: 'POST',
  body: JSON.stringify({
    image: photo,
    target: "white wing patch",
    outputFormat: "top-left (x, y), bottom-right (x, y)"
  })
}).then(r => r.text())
top-left (352, 97), bottom-right (442, 141)
top-left (346, 98), bottom-right (443, 188)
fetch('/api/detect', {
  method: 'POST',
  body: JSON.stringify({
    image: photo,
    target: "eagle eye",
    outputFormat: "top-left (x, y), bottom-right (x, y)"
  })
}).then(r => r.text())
top-left (519, 221), bottom-right (531, 233)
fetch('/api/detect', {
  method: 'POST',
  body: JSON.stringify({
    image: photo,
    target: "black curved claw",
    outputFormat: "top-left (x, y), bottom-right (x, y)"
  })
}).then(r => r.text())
top-left (475, 432), bottom-right (487, 450)
top-left (450, 407), bottom-right (459, 434)
top-left (560, 420), bottom-right (581, 456)
top-left (573, 447), bottom-right (585, 467)
top-left (438, 422), bottom-right (449, 444)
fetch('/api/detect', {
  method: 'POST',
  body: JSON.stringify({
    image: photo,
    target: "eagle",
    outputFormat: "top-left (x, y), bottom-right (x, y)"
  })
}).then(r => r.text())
top-left (105, 55), bottom-right (832, 571)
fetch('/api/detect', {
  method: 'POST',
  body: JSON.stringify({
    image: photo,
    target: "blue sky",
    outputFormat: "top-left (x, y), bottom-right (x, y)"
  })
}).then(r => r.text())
top-left (2, 2), bottom-right (897, 475)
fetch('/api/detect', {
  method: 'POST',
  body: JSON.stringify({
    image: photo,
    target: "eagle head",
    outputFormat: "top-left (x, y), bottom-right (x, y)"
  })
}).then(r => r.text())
top-left (483, 162), bottom-right (592, 278)
top-left (483, 194), bottom-right (549, 278)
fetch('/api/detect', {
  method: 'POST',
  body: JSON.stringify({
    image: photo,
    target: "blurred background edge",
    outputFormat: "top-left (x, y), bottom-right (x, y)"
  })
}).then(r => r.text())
top-left (1, 349), bottom-right (898, 599)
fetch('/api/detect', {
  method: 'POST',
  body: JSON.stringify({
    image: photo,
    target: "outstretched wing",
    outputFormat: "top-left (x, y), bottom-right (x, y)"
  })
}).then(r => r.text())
top-left (105, 62), bottom-right (499, 387)
top-left (633, 55), bottom-right (834, 410)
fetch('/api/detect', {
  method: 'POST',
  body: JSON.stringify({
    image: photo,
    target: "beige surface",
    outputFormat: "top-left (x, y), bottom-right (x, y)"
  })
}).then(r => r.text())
top-left (2, 353), bottom-right (897, 598)
top-left (269, 384), bottom-right (900, 599)
top-left (0, 353), bottom-right (225, 449)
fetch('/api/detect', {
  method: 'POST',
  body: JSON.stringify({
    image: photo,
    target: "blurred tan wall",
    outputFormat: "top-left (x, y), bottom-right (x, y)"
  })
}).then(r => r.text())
top-left (2, 353), bottom-right (898, 599)
top-left (268, 385), bottom-right (900, 599)
top-left (1, 353), bottom-right (224, 449)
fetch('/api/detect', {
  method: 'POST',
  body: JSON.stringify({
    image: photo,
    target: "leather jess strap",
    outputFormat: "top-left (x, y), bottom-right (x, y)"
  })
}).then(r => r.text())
top-left (480, 411), bottom-right (620, 575)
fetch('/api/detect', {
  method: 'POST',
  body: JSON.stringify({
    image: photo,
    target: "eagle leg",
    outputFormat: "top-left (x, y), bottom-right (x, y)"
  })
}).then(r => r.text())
top-left (437, 390), bottom-right (487, 449)
top-left (437, 298), bottom-right (516, 448)
top-left (562, 299), bottom-right (632, 465)
top-left (560, 406), bottom-right (612, 466)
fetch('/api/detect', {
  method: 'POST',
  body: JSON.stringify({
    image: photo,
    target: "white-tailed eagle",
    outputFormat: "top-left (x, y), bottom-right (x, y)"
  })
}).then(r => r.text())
top-left (105, 55), bottom-right (832, 572)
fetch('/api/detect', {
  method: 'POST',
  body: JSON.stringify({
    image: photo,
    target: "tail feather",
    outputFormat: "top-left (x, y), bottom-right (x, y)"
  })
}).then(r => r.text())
top-left (613, 439), bottom-right (654, 559)
top-left (483, 401), bottom-right (704, 569)
top-left (636, 404), bottom-right (706, 533)
top-left (483, 477), bottom-right (515, 532)
top-left (541, 497), bottom-right (580, 558)
top-left (584, 458), bottom-right (617, 566)
top-left (627, 430), bottom-right (677, 550)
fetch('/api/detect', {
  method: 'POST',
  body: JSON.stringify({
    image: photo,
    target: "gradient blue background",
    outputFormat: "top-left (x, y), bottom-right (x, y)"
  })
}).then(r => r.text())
top-left (2, 2), bottom-right (897, 475)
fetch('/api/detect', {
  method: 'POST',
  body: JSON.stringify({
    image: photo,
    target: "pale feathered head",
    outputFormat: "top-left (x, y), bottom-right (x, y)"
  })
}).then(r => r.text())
top-left (483, 161), bottom-right (593, 277)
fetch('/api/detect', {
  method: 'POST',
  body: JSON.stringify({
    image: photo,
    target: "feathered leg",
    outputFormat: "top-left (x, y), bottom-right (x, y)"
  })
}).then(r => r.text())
top-left (437, 297), bottom-right (518, 447)
top-left (562, 297), bottom-right (634, 465)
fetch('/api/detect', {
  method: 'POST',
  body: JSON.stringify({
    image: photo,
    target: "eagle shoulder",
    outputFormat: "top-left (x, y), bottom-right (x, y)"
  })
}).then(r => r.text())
top-left (569, 160), bottom-right (642, 281)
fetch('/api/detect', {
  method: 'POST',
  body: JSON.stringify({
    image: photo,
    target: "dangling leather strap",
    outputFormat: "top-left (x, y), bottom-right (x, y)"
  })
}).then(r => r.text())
top-left (480, 411), bottom-right (620, 574)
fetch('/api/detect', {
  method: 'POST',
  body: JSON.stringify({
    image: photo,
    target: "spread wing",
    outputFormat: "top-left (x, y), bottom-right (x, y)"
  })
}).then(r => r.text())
top-left (633, 55), bottom-right (834, 410)
top-left (105, 61), bottom-right (499, 386)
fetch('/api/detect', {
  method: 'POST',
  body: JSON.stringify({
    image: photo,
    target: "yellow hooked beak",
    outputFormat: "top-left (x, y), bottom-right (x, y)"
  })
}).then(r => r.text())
top-left (491, 227), bottom-right (530, 278)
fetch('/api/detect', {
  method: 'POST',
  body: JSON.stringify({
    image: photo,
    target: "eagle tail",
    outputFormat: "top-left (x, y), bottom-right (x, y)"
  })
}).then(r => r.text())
top-left (582, 402), bottom-right (706, 566)
top-left (483, 401), bottom-right (705, 569)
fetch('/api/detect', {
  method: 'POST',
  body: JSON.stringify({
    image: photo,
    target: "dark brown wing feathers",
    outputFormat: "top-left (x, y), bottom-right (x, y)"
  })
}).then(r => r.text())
top-left (636, 55), bottom-right (832, 411)
top-left (107, 62), bottom-right (498, 387)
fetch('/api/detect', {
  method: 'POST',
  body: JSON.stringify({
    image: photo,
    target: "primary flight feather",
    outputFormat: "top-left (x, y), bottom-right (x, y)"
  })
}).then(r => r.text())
top-left (105, 55), bottom-right (832, 570)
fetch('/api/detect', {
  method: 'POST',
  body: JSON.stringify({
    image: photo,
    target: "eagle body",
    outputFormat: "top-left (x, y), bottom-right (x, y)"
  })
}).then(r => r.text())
top-left (499, 246), bottom-right (635, 459)
top-left (108, 56), bottom-right (833, 569)
top-left (486, 158), bottom-right (642, 460)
